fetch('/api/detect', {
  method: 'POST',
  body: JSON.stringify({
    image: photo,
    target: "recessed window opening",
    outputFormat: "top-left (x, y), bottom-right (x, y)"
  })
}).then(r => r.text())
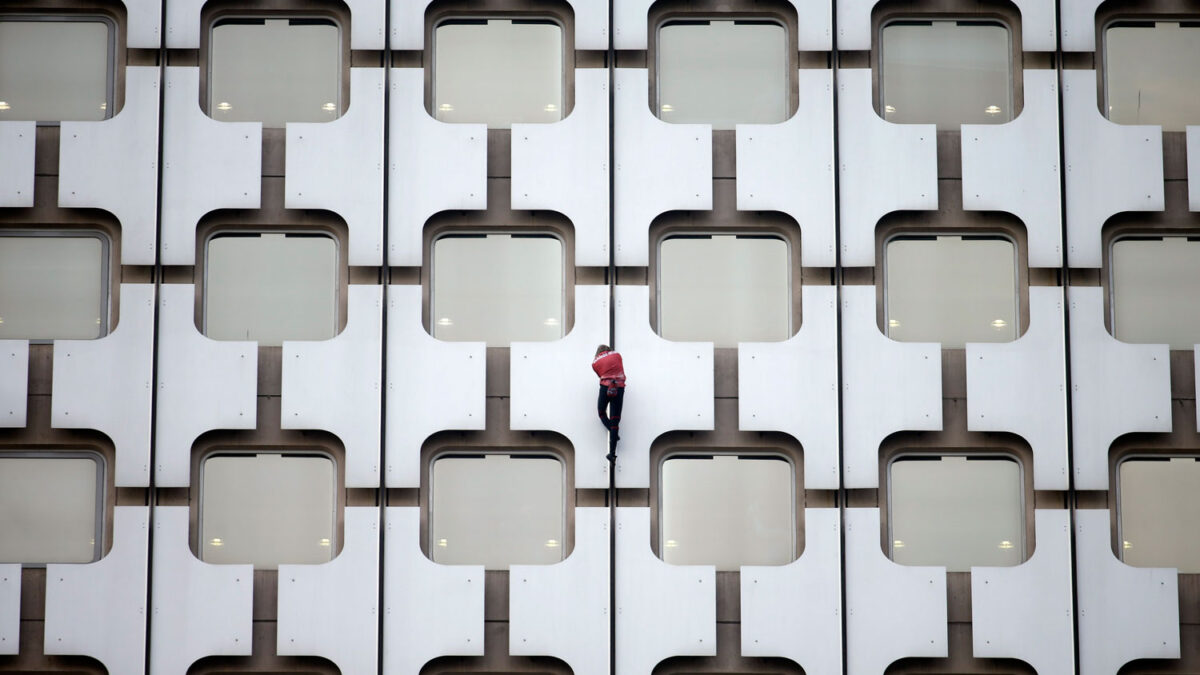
top-left (1110, 236), bottom-right (1200, 349)
top-left (0, 231), bottom-right (110, 341)
top-left (1104, 21), bottom-right (1200, 131)
top-left (0, 15), bottom-right (115, 123)
top-left (0, 451), bottom-right (104, 564)
top-left (1118, 456), bottom-right (1200, 571)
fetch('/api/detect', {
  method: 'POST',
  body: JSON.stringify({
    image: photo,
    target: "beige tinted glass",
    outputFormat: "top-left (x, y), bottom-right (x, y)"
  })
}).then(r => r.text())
top-left (661, 455), bottom-right (794, 570)
top-left (431, 455), bottom-right (565, 569)
top-left (205, 232), bottom-right (338, 346)
top-left (659, 235), bottom-right (790, 346)
top-left (0, 234), bottom-right (106, 340)
top-left (1105, 23), bottom-right (1200, 131)
top-left (0, 18), bottom-right (110, 122)
top-left (1119, 457), bottom-right (1200, 571)
top-left (200, 453), bottom-right (335, 569)
top-left (880, 21), bottom-right (1012, 129)
top-left (657, 20), bottom-right (788, 129)
top-left (210, 18), bottom-right (340, 127)
top-left (885, 235), bottom-right (1017, 348)
top-left (432, 234), bottom-right (563, 346)
top-left (0, 455), bottom-right (100, 563)
top-left (434, 19), bottom-right (563, 129)
top-left (1111, 237), bottom-right (1200, 349)
top-left (890, 456), bottom-right (1023, 571)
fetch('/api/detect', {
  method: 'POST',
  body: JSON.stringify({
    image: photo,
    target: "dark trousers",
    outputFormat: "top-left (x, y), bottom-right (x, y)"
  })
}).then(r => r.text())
top-left (597, 384), bottom-right (624, 430)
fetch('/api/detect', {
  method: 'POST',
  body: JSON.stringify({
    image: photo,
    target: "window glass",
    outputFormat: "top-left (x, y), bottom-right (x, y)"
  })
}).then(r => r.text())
top-left (885, 235), bottom-right (1017, 348)
top-left (434, 19), bottom-right (563, 128)
top-left (657, 19), bottom-right (788, 129)
top-left (0, 17), bottom-right (111, 122)
top-left (880, 20), bottom-right (1012, 129)
top-left (1119, 457), bottom-right (1200, 571)
top-left (209, 18), bottom-right (341, 127)
top-left (432, 234), bottom-right (564, 346)
top-left (1111, 236), bottom-right (1200, 349)
top-left (0, 233), bottom-right (107, 340)
top-left (204, 232), bottom-right (338, 346)
top-left (889, 455), bottom-right (1023, 571)
top-left (0, 454), bottom-right (101, 564)
top-left (661, 454), bottom-right (793, 570)
top-left (431, 454), bottom-right (565, 569)
top-left (1105, 22), bottom-right (1200, 131)
top-left (200, 452), bottom-right (335, 569)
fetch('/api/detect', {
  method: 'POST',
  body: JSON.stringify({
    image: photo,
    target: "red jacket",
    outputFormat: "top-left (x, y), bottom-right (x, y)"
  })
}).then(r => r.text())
top-left (592, 351), bottom-right (626, 387)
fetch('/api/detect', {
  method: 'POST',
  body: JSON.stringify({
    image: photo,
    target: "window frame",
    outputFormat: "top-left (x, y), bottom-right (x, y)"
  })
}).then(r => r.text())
top-left (1106, 232), bottom-right (1200, 350)
top-left (0, 449), bottom-right (107, 566)
top-left (1113, 453), bottom-right (1200, 571)
top-left (0, 228), bottom-right (113, 342)
top-left (1099, 17), bottom-right (1200, 130)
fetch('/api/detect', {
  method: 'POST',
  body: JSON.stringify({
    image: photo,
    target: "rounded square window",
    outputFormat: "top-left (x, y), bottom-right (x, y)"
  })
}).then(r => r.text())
top-left (0, 15), bottom-right (114, 122)
top-left (1117, 456), bottom-right (1200, 572)
top-left (1110, 235), bottom-right (1200, 349)
top-left (1104, 21), bottom-right (1200, 131)
top-left (0, 452), bottom-right (103, 564)
top-left (0, 231), bottom-right (110, 340)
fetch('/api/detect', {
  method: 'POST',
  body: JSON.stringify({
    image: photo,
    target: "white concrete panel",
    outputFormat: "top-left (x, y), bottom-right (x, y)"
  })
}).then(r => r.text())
top-left (837, 69), bottom-right (937, 267)
top-left (615, 508), bottom-right (715, 673)
top-left (838, 0), bottom-right (1054, 50)
top-left (510, 508), bottom-right (610, 675)
top-left (0, 564), bottom-right (16, 655)
top-left (971, 510), bottom-right (1074, 675)
top-left (383, 507), bottom-right (484, 675)
top-left (0, 122), bottom-right (34, 207)
top-left (45, 507), bottom-right (149, 673)
top-left (966, 287), bottom-right (1068, 490)
top-left (160, 67), bottom-right (261, 266)
top-left (0, 341), bottom-right (28, 428)
top-left (60, 67), bottom-right (160, 265)
top-left (840, 286), bottom-right (941, 489)
top-left (1190, 127), bottom-right (1200, 211)
top-left (511, 286), bottom-right (610, 489)
top-left (616, 0), bottom-right (827, 49)
top-left (512, 69), bottom-right (610, 267)
top-left (613, 0), bottom-right (654, 49)
top-left (741, 508), bottom-right (842, 675)
top-left (1063, 70), bottom-right (1163, 269)
top-left (1059, 0), bottom-right (1104, 51)
top-left (287, 69), bottom-right (384, 267)
top-left (962, 70), bottom-right (1063, 268)
top-left (385, 285), bottom-right (485, 488)
top-left (347, 0), bottom-right (386, 49)
top-left (388, 68), bottom-right (486, 266)
top-left (737, 70), bottom-right (836, 267)
top-left (391, 0), bottom-right (607, 49)
top-left (739, 286), bottom-right (840, 490)
top-left (1075, 509), bottom-right (1179, 675)
top-left (1067, 287), bottom-right (1170, 491)
top-left (167, 0), bottom-right (380, 48)
top-left (150, 507), bottom-right (252, 675)
top-left (283, 285), bottom-right (382, 488)
top-left (614, 68), bottom-right (711, 267)
top-left (844, 508), bottom-right (946, 675)
top-left (278, 508), bottom-right (380, 675)
top-left (1009, 0), bottom-right (1058, 51)
top-left (612, 286), bottom-right (714, 489)
top-left (163, 0), bottom-right (202, 48)
top-left (123, 0), bottom-right (162, 48)
top-left (155, 284), bottom-right (257, 488)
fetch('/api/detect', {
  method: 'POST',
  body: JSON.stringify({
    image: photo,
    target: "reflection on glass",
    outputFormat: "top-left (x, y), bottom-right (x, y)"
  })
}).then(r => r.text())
top-left (885, 235), bottom-right (1017, 348)
top-left (210, 18), bottom-right (340, 127)
top-left (0, 455), bottom-right (99, 563)
top-left (0, 18), bottom-right (111, 122)
top-left (1112, 237), bottom-right (1200, 349)
top-left (659, 235), bottom-right (790, 346)
top-left (890, 455), bottom-right (1023, 571)
top-left (432, 234), bottom-right (563, 346)
top-left (434, 19), bottom-right (562, 128)
top-left (657, 20), bottom-right (788, 129)
top-left (431, 454), bottom-right (564, 569)
top-left (1119, 457), bottom-right (1200, 572)
top-left (880, 21), bottom-right (1012, 129)
top-left (205, 232), bottom-right (338, 346)
top-left (0, 234), bottom-right (106, 340)
top-left (1106, 22), bottom-right (1200, 131)
top-left (200, 453), bottom-right (335, 569)
top-left (661, 455), bottom-right (793, 570)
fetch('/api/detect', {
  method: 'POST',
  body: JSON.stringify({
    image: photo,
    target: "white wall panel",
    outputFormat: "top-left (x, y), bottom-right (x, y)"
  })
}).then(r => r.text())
top-left (512, 69), bottom-right (610, 267)
top-left (837, 69), bottom-right (937, 267)
top-left (844, 508), bottom-right (946, 675)
top-left (45, 507), bottom-right (149, 674)
top-left (615, 0), bottom-right (827, 49)
top-left (279, 508), bottom-right (380, 675)
top-left (0, 122), bottom-right (34, 207)
top-left (0, 564), bottom-right (16, 655)
top-left (739, 286), bottom-right (840, 489)
top-left (391, 0), bottom-right (607, 49)
top-left (742, 508), bottom-right (842, 675)
top-left (1067, 287), bottom-right (1170, 490)
top-left (1059, 0), bottom-right (1105, 51)
top-left (383, 507), bottom-right (484, 674)
top-left (168, 0), bottom-right (382, 48)
top-left (1063, 70), bottom-right (1163, 268)
top-left (510, 508), bottom-right (610, 675)
top-left (838, 0), bottom-right (1054, 50)
top-left (1190, 127), bottom-right (1200, 211)
top-left (123, 0), bottom-right (162, 48)
top-left (840, 286), bottom-right (941, 489)
top-left (150, 507), bottom-right (252, 675)
top-left (155, 284), bottom-right (257, 488)
top-left (615, 508), bottom-right (715, 673)
top-left (614, 68), bottom-right (711, 267)
top-left (966, 287), bottom-right (1068, 490)
top-left (510, 286), bottom-right (610, 489)
top-left (737, 70), bottom-right (836, 267)
top-left (0, 341), bottom-right (27, 429)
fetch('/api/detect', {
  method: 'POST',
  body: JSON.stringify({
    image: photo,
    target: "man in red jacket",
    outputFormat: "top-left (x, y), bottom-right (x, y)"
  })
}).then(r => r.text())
top-left (592, 344), bottom-right (626, 461)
